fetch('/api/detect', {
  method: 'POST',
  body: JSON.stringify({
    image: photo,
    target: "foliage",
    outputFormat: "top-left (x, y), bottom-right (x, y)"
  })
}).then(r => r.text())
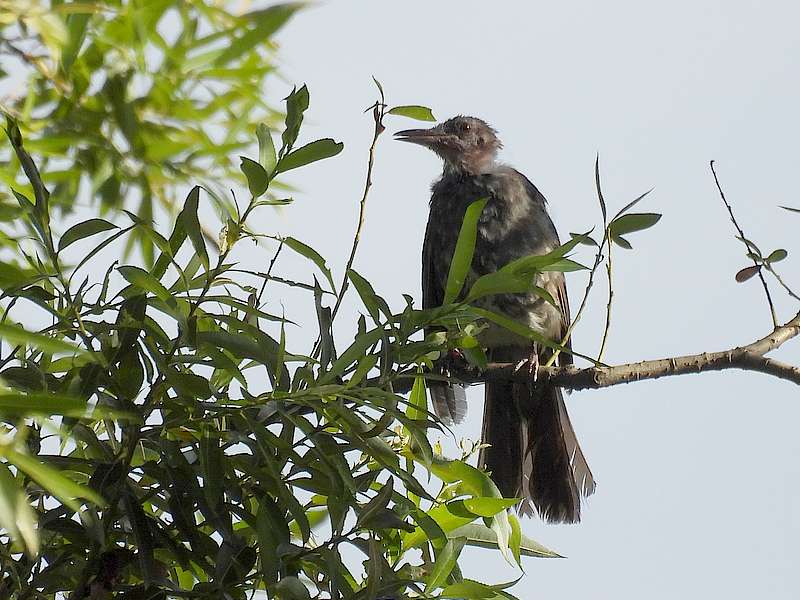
top-left (0, 0), bottom-right (300, 264)
top-left (0, 51), bottom-right (594, 598)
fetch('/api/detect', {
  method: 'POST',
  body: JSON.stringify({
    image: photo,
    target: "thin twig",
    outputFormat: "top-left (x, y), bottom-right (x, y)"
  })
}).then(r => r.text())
top-left (544, 236), bottom-right (605, 368)
top-left (256, 239), bottom-right (284, 305)
top-left (763, 263), bottom-right (800, 303)
top-left (597, 240), bottom-right (613, 362)
top-left (329, 98), bottom-right (386, 323)
top-left (546, 155), bottom-right (610, 368)
top-left (710, 160), bottom-right (778, 327)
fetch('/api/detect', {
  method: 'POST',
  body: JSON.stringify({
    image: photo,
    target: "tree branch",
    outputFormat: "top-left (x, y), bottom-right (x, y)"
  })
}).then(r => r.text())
top-left (389, 310), bottom-right (800, 393)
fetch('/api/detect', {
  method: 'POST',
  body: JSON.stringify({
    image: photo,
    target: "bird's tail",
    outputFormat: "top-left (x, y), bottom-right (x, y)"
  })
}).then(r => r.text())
top-left (429, 382), bottom-right (467, 426)
top-left (479, 380), bottom-right (595, 523)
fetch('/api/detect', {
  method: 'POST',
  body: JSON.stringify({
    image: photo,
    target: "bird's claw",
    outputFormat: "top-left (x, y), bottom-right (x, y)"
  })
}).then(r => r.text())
top-left (513, 352), bottom-right (539, 384)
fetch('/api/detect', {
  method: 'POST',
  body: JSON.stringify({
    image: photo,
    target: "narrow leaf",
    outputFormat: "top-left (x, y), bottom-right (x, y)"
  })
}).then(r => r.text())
top-left (444, 198), bottom-right (488, 304)
top-left (608, 212), bottom-right (661, 236)
top-left (180, 186), bottom-right (208, 270)
top-left (426, 537), bottom-right (466, 591)
top-left (1, 448), bottom-right (105, 510)
top-left (257, 123), bottom-right (278, 175)
top-left (0, 323), bottom-right (86, 356)
top-left (275, 138), bottom-right (343, 174)
top-left (595, 154), bottom-right (607, 223)
top-left (388, 105), bottom-right (436, 121)
top-left (58, 219), bottom-right (118, 252)
top-left (118, 266), bottom-right (172, 302)
top-left (281, 84), bottom-right (310, 155)
top-left (283, 237), bottom-right (335, 292)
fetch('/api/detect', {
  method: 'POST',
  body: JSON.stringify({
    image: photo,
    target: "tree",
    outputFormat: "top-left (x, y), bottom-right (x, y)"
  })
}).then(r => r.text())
top-left (1, 3), bottom-right (799, 600)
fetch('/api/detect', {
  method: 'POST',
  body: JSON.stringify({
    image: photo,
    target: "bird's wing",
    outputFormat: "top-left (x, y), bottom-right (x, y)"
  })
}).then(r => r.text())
top-left (513, 168), bottom-right (574, 367)
top-left (421, 213), bottom-right (443, 310)
top-left (422, 205), bottom-right (467, 424)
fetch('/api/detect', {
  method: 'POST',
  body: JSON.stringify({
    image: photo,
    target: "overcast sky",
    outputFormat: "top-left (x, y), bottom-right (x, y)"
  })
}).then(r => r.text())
top-left (254, 1), bottom-right (800, 597)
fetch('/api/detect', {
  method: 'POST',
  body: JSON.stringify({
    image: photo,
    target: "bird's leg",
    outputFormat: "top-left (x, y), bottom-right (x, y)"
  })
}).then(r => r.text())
top-left (513, 347), bottom-right (540, 389)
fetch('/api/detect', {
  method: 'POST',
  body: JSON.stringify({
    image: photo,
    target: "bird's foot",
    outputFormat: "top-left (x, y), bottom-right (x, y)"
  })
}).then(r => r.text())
top-left (513, 350), bottom-right (539, 384)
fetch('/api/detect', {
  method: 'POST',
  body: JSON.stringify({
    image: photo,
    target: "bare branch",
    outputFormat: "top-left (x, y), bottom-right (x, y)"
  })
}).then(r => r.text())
top-left (710, 160), bottom-right (778, 327)
top-left (387, 311), bottom-right (800, 393)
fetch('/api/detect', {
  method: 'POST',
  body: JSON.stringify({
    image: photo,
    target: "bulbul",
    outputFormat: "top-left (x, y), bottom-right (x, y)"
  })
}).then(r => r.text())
top-left (396, 116), bottom-right (595, 522)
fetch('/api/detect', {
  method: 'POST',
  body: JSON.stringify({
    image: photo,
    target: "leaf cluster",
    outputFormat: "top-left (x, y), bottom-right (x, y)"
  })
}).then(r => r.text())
top-left (0, 79), bottom-right (560, 600)
top-left (0, 0), bottom-right (301, 264)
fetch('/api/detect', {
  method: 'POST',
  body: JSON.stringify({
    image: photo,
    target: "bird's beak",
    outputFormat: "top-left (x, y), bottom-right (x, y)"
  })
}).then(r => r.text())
top-left (394, 125), bottom-right (456, 149)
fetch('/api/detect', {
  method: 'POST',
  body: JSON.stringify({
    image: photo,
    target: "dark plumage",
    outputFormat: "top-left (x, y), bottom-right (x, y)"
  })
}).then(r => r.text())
top-left (396, 116), bottom-right (596, 522)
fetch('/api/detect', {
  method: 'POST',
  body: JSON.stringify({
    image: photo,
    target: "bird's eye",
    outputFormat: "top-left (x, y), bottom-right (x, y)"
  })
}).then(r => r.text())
top-left (462, 122), bottom-right (471, 132)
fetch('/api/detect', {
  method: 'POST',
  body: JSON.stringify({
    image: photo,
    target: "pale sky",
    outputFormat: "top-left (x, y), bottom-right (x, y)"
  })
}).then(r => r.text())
top-left (261, 1), bottom-right (800, 598)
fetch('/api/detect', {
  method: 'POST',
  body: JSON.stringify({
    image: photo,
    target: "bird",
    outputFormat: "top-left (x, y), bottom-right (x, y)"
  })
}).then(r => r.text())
top-left (395, 116), bottom-right (596, 522)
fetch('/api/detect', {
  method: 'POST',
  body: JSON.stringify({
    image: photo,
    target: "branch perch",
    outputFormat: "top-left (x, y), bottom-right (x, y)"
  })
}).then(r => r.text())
top-left (388, 310), bottom-right (800, 393)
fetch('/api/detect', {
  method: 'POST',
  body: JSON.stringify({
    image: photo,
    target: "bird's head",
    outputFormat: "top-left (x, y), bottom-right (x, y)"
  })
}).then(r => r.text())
top-left (394, 115), bottom-right (501, 174)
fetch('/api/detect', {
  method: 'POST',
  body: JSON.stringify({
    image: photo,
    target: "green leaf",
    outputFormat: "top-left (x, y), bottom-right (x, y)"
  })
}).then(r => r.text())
top-left (407, 371), bottom-right (427, 421)
top-left (118, 266), bottom-right (172, 303)
top-left (441, 579), bottom-right (497, 599)
top-left (199, 428), bottom-right (223, 508)
top-left (388, 105), bottom-right (436, 121)
top-left (1, 448), bottom-right (105, 511)
top-left (426, 537), bottom-right (466, 591)
top-left (461, 497), bottom-right (519, 518)
top-left (58, 218), bottom-right (118, 252)
top-left (595, 154), bottom-right (607, 223)
top-left (0, 392), bottom-right (133, 419)
top-left (449, 523), bottom-right (561, 558)
top-left (283, 237), bottom-right (335, 292)
top-left (275, 138), bottom-right (344, 174)
top-left (257, 495), bottom-right (289, 586)
top-left (508, 512), bottom-right (522, 566)
top-left (611, 189), bottom-right (654, 220)
top-left (61, 12), bottom-right (90, 72)
top-left (281, 84), bottom-right (310, 155)
top-left (371, 75), bottom-right (385, 101)
top-left (240, 156), bottom-right (270, 197)
top-left (735, 235), bottom-right (762, 257)
top-left (470, 307), bottom-right (553, 349)
top-left (543, 258), bottom-right (587, 272)
top-left (257, 123), bottom-right (278, 175)
top-left (0, 462), bottom-right (38, 556)
top-left (179, 186), bottom-right (208, 271)
top-left (570, 231), bottom-right (598, 246)
top-left (0, 261), bottom-right (33, 290)
top-left (357, 478), bottom-right (400, 529)
top-left (0, 323), bottom-right (87, 357)
top-left (444, 198), bottom-right (488, 304)
top-left (610, 233), bottom-right (632, 249)
top-left (766, 249), bottom-right (788, 263)
top-left (213, 4), bottom-right (300, 67)
top-left (347, 269), bottom-right (382, 323)
top-left (608, 212), bottom-right (661, 236)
